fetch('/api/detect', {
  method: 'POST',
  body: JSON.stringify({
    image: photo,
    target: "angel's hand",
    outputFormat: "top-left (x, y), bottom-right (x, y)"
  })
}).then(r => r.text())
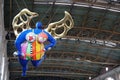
top-left (48, 47), bottom-right (51, 50)
top-left (43, 47), bottom-right (51, 52)
top-left (42, 47), bottom-right (51, 52)
top-left (13, 51), bottom-right (18, 57)
top-left (13, 51), bottom-right (24, 57)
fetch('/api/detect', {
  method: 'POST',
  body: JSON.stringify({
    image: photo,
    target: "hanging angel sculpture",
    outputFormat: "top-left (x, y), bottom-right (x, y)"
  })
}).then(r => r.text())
top-left (12, 8), bottom-right (74, 76)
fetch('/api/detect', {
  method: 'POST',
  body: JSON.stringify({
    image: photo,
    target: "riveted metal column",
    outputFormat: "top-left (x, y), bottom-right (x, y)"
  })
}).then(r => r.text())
top-left (0, 0), bottom-right (9, 80)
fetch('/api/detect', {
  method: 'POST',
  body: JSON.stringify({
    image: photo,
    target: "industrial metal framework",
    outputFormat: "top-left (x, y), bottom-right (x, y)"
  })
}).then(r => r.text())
top-left (4, 0), bottom-right (120, 80)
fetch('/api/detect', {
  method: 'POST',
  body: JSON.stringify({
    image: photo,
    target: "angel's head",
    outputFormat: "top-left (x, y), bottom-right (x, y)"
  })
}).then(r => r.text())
top-left (36, 21), bottom-right (42, 29)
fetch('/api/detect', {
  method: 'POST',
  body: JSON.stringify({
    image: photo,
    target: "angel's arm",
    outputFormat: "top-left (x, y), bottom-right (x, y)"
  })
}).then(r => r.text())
top-left (44, 31), bottom-right (56, 51)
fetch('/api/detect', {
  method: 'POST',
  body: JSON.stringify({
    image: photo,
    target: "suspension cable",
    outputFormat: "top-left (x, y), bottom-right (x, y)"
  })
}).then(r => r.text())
top-left (22, 0), bottom-right (36, 25)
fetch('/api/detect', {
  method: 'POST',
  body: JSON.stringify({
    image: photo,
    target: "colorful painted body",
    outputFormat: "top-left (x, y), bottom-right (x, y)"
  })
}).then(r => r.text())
top-left (15, 22), bottom-right (56, 76)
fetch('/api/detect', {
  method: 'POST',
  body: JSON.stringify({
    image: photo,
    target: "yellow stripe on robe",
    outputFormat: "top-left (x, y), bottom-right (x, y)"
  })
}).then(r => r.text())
top-left (36, 40), bottom-right (44, 60)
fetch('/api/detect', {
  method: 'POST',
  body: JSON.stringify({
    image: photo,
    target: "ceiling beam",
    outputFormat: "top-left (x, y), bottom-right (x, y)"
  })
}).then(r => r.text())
top-left (9, 57), bottom-right (119, 66)
top-left (47, 49), bottom-right (119, 64)
top-left (10, 71), bottom-right (95, 77)
top-left (9, 62), bottom-right (97, 74)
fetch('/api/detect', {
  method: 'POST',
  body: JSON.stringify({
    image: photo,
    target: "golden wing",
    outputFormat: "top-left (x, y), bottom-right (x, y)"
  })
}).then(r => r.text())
top-left (12, 8), bottom-right (38, 37)
top-left (45, 11), bottom-right (74, 39)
